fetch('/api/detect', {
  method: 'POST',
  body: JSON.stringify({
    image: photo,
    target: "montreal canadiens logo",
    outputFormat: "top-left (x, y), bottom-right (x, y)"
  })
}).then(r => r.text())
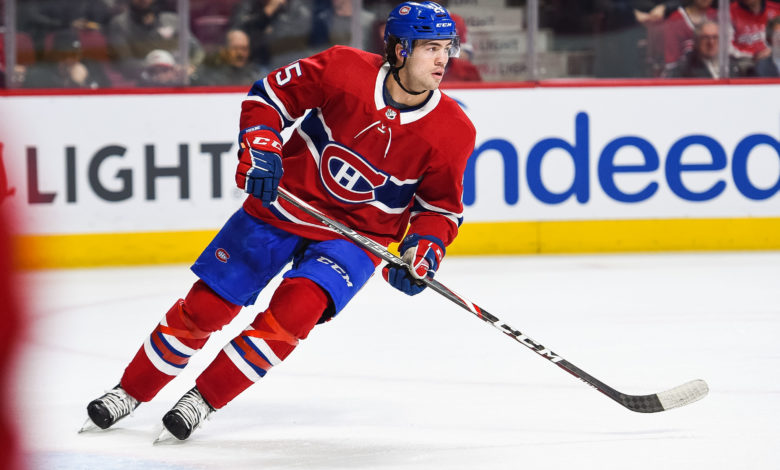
top-left (215, 248), bottom-right (230, 263)
top-left (399, 6), bottom-right (411, 15)
top-left (319, 144), bottom-right (388, 204)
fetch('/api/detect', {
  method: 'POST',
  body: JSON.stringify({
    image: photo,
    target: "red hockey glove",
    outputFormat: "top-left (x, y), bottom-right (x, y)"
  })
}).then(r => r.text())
top-left (382, 234), bottom-right (445, 296)
top-left (236, 125), bottom-right (284, 206)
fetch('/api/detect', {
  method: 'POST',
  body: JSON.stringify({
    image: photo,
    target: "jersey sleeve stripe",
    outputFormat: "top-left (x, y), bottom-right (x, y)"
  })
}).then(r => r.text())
top-left (411, 196), bottom-right (464, 227)
top-left (261, 77), bottom-right (297, 124)
top-left (410, 210), bottom-right (462, 228)
top-left (245, 80), bottom-right (294, 128)
top-left (243, 96), bottom-right (286, 130)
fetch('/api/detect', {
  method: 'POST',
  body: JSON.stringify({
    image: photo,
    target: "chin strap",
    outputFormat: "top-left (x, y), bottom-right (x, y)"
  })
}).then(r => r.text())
top-left (390, 57), bottom-right (426, 96)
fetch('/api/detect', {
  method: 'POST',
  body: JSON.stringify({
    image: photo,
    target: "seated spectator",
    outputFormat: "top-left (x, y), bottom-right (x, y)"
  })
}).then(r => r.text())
top-left (665, 20), bottom-right (739, 78)
top-left (106, 0), bottom-right (204, 83)
top-left (16, 0), bottom-right (117, 60)
top-left (189, 0), bottom-right (243, 53)
top-left (756, 16), bottom-right (780, 76)
top-left (230, 0), bottom-right (314, 71)
top-left (662, 0), bottom-right (717, 71)
top-left (0, 32), bottom-right (37, 88)
top-left (23, 28), bottom-right (110, 89)
top-left (309, 0), bottom-right (376, 52)
top-left (590, 0), bottom-right (681, 77)
top-left (730, 0), bottom-right (780, 75)
top-left (191, 29), bottom-right (260, 86)
top-left (137, 49), bottom-right (183, 86)
top-left (634, 1), bottom-right (685, 76)
top-left (230, 0), bottom-right (290, 68)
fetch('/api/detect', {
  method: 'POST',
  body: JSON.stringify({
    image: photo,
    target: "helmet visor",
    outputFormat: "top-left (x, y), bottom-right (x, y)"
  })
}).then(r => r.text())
top-left (409, 36), bottom-right (461, 59)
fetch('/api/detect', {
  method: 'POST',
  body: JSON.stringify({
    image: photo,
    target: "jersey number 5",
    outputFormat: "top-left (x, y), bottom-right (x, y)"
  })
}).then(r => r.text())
top-left (275, 62), bottom-right (302, 86)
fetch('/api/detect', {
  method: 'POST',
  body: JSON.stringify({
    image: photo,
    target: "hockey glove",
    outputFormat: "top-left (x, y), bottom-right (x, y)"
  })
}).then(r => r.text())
top-left (236, 125), bottom-right (284, 206)
top-left (382, 234), bottom-right (445, 296)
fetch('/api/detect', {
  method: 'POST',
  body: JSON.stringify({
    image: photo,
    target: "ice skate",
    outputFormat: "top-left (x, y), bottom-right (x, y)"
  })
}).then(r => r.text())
top-left (155, 386), bottom-right (214, 443)
top-left (80, 385), bottom-right (139, 432)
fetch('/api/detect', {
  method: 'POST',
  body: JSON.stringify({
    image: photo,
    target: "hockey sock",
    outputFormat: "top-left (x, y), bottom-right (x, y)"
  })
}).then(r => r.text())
top-left (120, 280), bottom-right (241, 402)
top-left (196, 277), bottom-right (329, 409)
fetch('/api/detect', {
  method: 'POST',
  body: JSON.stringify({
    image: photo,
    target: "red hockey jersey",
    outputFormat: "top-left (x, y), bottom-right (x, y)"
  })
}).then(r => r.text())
top-left (239, 46), bottom-right (477, 249)
top-left (730, 1), bottom-right (780, 58)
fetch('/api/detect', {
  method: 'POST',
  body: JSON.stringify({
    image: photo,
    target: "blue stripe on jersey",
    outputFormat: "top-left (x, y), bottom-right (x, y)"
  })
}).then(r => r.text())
top-left (375, 179), bottom-right (418, 210)
top-left (248, 80), bottom-right (295, 128)
top-left (230, 338), bottom-right (270, 377)
top-left (300, 110), bottom-right (329, 155)
top-left (267, 204), bottom-right (291, 224)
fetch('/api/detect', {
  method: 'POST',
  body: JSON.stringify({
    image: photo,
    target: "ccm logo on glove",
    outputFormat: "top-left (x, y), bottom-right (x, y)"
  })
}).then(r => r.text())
top-left (236, 125), bottom-right (284, 206)
top-left (250, 136), bottom-right (283, 152)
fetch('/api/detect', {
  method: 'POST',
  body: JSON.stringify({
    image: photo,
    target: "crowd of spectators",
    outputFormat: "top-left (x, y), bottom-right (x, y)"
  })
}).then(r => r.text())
top-left (543, 0), bottom-right (780, 79)
top-left (2, 0), bottom-right (382, 89)
top-left (2, 0), bottom-right (780, 89)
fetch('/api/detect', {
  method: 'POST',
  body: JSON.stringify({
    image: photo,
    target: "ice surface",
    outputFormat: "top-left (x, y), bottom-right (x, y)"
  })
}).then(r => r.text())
top-left (11, 252), bottom-right (780, 469)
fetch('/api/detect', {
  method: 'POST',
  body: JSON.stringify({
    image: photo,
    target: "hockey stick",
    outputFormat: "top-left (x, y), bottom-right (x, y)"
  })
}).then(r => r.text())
top-left (276, 187), bottom-right (709, 413)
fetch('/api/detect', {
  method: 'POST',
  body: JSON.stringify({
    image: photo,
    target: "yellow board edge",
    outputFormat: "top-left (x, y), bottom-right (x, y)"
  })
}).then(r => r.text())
top-left (15, 230), bottom-right (219, 270)
top-left (14, 217), bottom-right (780, 269)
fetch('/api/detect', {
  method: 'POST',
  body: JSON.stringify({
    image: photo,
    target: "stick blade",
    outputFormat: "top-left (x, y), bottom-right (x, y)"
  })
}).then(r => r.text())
top-left (621, 379), bottom-right (709, 413)
top-left (656, 379), bottom-right (709, 411)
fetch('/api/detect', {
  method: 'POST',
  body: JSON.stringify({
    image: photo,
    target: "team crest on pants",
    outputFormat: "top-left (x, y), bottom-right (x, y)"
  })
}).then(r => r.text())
top-left (215, 248), bottom-right (230, 263)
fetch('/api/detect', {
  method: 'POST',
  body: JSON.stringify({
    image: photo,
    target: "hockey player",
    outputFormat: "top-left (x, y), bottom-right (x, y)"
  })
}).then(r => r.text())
top-left (82, 1), bottom-right (476, 442)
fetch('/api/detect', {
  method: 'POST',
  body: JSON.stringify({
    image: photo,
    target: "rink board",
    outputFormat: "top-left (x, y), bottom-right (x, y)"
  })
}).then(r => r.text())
top-left (2, 82), bottom-right (780, 268)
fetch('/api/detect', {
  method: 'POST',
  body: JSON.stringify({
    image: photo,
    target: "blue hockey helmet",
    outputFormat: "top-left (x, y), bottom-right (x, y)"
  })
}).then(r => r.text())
top-left (384, 2), bottom-right (460, 58)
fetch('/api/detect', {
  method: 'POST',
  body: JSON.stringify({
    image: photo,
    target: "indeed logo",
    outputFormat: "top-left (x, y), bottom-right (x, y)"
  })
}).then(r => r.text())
top-left (463, 112), bottom-right (780, 205)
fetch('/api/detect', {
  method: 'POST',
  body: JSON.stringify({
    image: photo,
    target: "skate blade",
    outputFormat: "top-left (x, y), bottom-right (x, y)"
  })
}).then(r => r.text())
top-left (78, 417), bottom-right (99, 433)
top-left (153, 427), bottom-right (180, 445)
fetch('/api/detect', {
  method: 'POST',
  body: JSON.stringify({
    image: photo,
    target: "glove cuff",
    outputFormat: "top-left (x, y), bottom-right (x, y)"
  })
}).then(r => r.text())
top-left (239, 124), bottom-right (282, 141)
top-left (399, 234), bottom-right (446, 258)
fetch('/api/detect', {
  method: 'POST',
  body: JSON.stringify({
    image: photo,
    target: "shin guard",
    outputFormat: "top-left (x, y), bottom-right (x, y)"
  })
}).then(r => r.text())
top-left (196, 277), bottom-right (329, 409)
top-left (120, 280), bottom-right (241, 402)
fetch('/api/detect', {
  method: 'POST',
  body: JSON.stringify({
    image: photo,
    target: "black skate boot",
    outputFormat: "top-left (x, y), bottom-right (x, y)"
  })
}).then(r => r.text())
top-left (158, 387), bottom-right (214, 442)
top-left (82, 385), bottom-right (139, 431)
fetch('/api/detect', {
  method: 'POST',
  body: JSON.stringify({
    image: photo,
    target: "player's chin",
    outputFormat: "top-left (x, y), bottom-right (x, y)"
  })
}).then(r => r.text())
top-left (430, 73), bottom-right (444, 87)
